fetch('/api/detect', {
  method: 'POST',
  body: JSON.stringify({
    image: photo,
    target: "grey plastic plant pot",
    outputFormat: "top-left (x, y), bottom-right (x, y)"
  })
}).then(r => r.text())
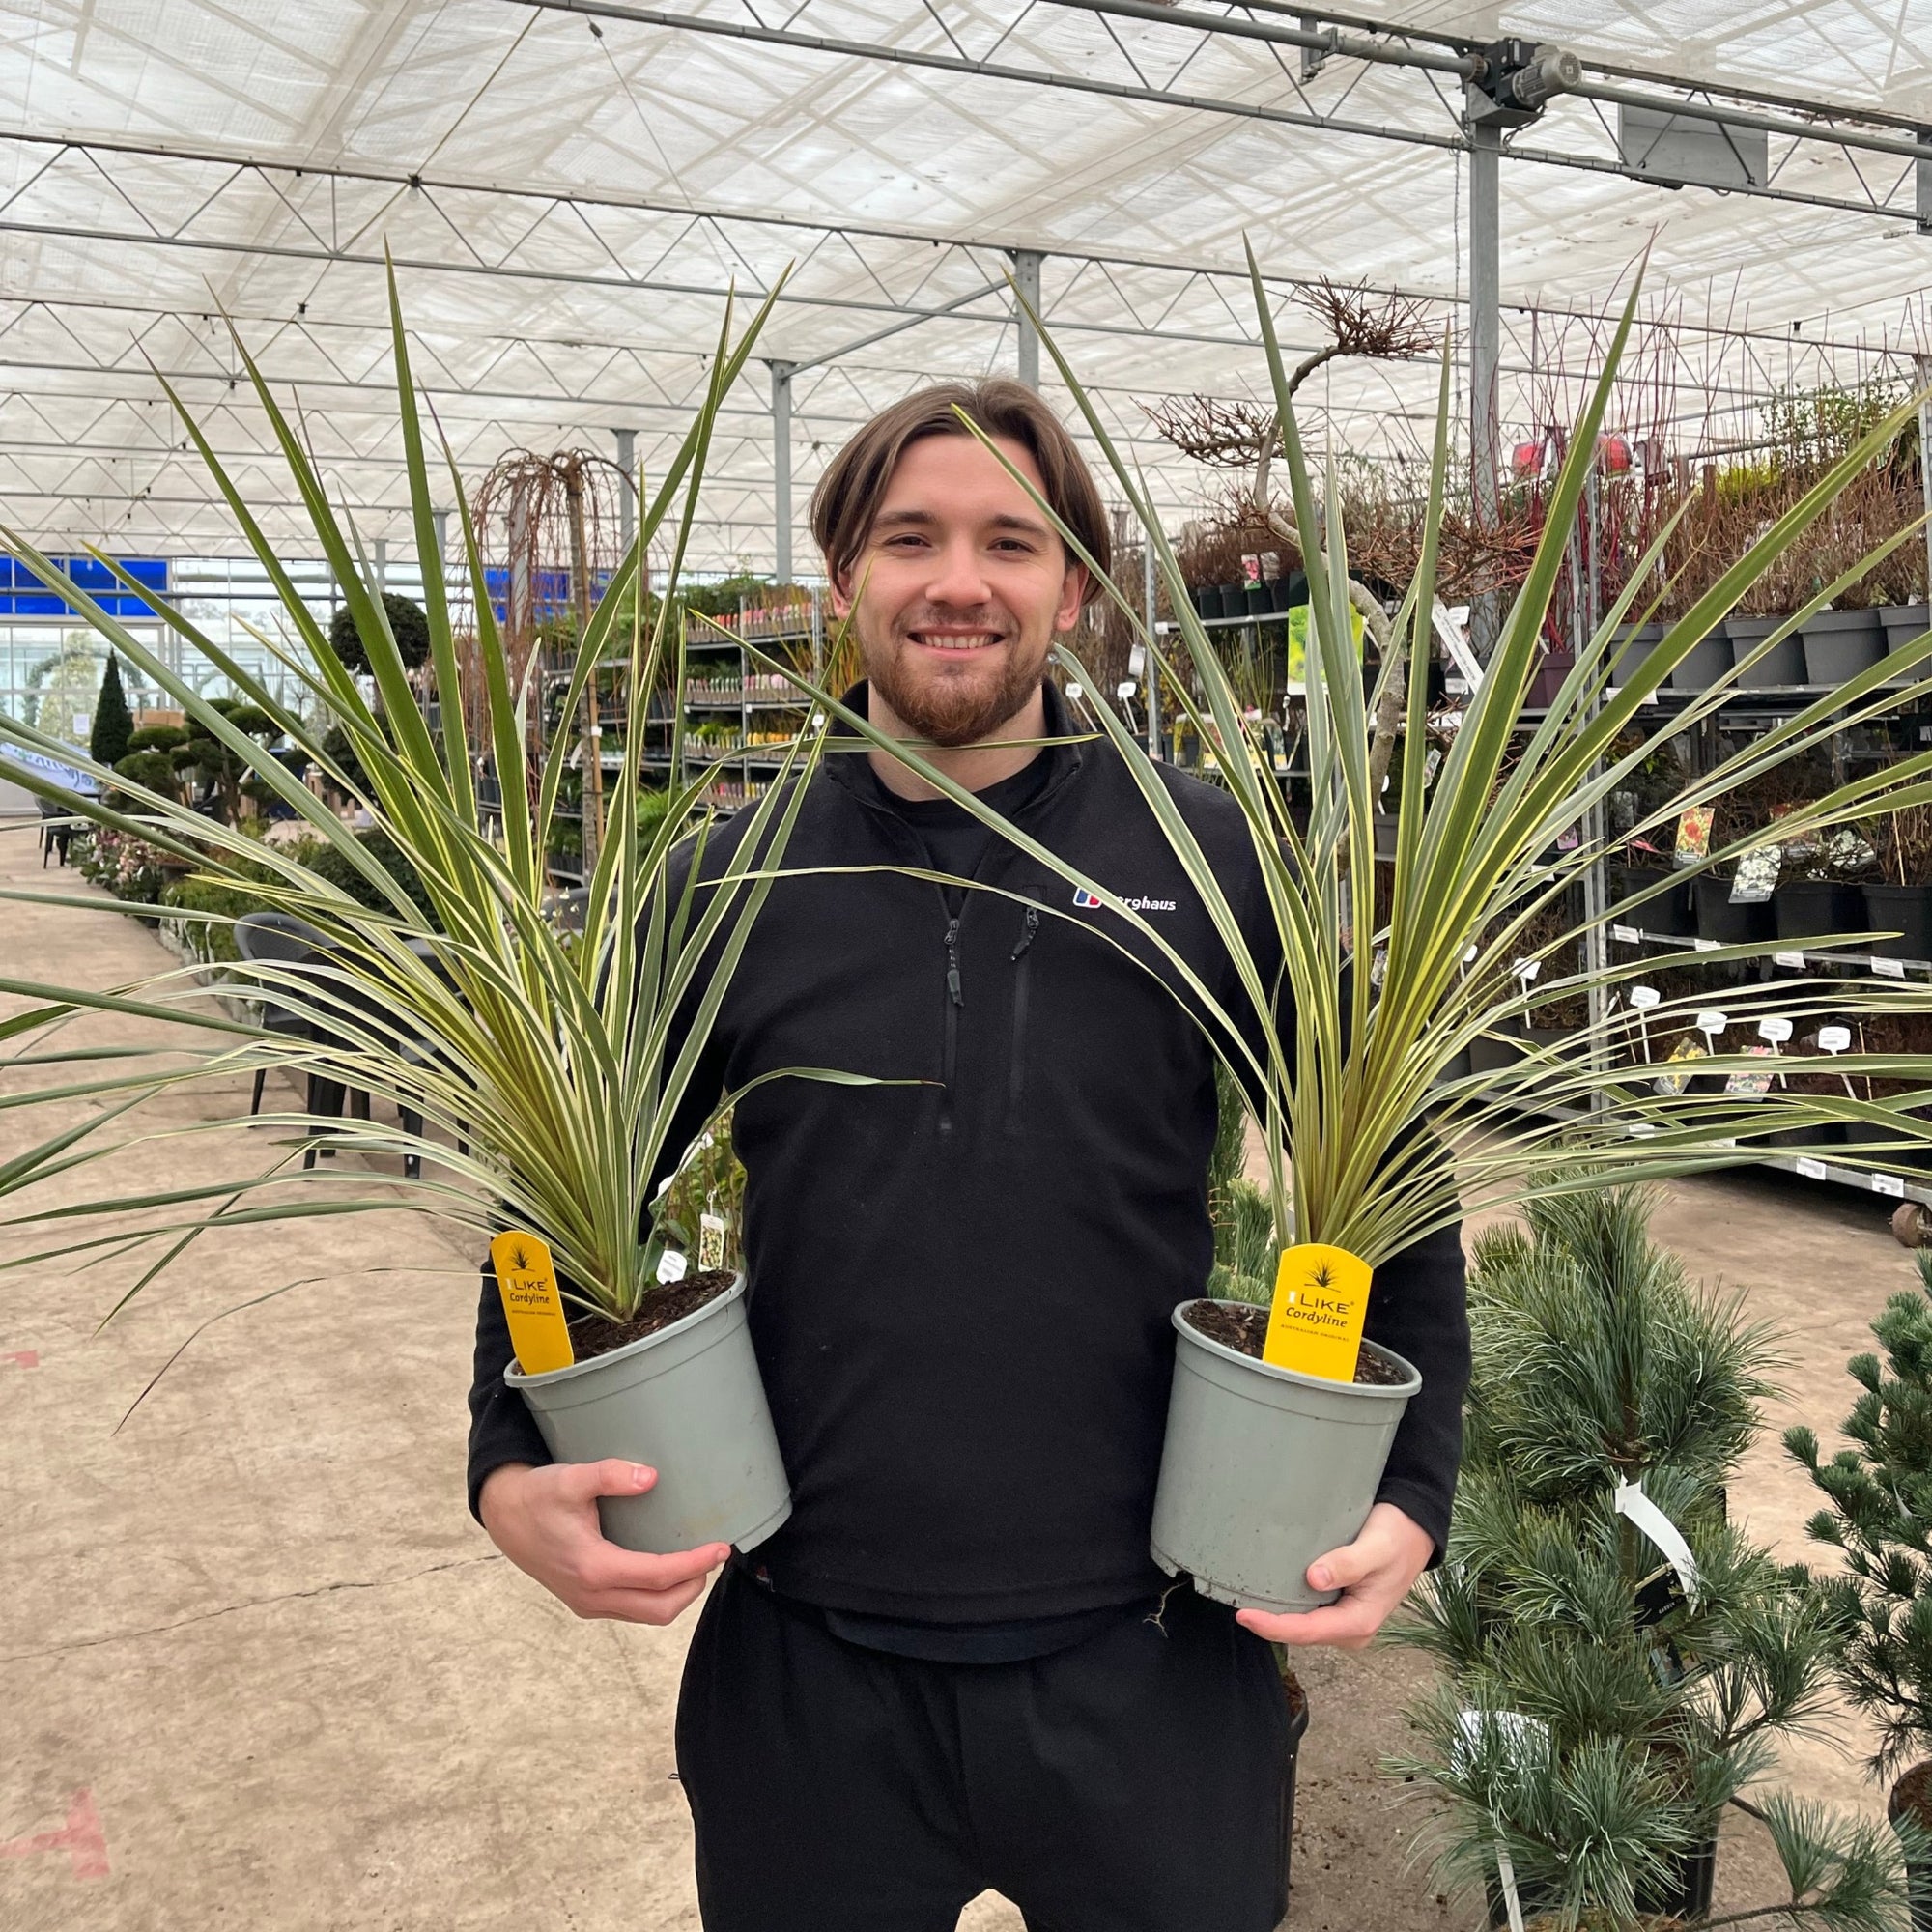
top-left (504, 1272), bottom-right (791, 1556)
top-left (1150, 1300), bottom-right (1420, 1613)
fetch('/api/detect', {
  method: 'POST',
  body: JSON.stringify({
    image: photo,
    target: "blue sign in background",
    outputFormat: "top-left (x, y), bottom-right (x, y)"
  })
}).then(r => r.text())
top-left (0, 556), bottom-right (169, 618)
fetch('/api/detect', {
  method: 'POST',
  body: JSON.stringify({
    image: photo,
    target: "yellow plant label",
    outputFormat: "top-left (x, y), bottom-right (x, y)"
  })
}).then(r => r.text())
top-left (1262, 1242), bottom-right (1374, 1381)
top-left (491, 1230), bottom-right (574, 1376)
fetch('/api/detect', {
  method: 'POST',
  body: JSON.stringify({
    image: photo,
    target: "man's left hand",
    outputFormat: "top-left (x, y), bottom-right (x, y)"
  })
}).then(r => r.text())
top-left (1235, 1502), bottom-right (1434, 1650)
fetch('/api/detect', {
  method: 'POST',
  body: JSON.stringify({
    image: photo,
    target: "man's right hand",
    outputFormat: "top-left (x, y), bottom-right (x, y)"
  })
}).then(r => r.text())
top-left (478, 1460), bottom-right (731, 1625)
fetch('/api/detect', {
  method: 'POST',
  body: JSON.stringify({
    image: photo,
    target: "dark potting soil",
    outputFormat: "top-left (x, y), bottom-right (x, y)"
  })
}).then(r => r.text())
top-left (1179, 1299), bottom-right (1406, 1385)
top-left (1890, 1758), bottom-right (1932, 1834)
top-left (570, 1270), bottom-right (735, 1363)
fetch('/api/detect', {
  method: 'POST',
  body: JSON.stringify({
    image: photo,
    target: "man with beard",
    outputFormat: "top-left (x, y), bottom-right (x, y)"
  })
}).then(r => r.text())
top-left (466, 381), bottom-right (1468, 1932)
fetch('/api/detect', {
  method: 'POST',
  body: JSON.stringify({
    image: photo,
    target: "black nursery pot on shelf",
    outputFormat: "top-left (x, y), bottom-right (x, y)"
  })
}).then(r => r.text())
top-left (1802, 608), bottom-right (1886, 686)
top-left (1726, 614), bottom-right (1805, 690)
top-left (1669, 627), bottom-right (1733, 692)
top-left (1195, 586), bottom-right (1226, 620)
top-left (1775, 880), bottom-right (1867, 943)
top-left (1883, 604), bottom-right (1931, 663)
top-left (1609, 864), bottom-right (1695, 938)
top-left (1865, 884), bottom-right (1932, 962)
top-left (1694, 874), bottom-right (1775, 946)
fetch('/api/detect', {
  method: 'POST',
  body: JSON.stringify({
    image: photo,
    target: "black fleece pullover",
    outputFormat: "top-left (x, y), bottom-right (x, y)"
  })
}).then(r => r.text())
top-left (468, 684), bottom-right (1469, 1624)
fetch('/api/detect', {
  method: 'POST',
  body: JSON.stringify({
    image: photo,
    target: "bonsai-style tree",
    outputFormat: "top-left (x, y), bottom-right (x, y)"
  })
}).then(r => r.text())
top-left (89, 651), bottom-right (133, 769)
top-left (1788, 1251), bottom-right (1932, 1838)
top-left (1394, 1185), bottom-right (1908, 1931)
top-left (327, 591), bottom-right (431, 676)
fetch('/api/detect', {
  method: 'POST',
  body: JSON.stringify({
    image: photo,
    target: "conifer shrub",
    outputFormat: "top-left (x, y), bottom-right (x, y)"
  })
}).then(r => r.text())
top-left (1394, 1186), bottom-right (1908, 1931)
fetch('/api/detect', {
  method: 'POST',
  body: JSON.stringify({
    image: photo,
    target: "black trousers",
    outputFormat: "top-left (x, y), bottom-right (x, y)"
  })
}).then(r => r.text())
top-left (675, 1565), bottom-right (1292, 1932)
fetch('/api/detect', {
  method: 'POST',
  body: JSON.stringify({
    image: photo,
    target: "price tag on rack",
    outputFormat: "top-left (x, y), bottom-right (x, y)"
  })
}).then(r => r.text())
top-left (1872, 956), bottom-right (1908, 980)
top-left (1693, 937), bottom-right (1721, 952)
top-left (1797, 1156), bottom-right (1830, 1180)
top-left (1612, 924), bottom-right (1639, 946)
top-left (1873, 1174), bottom-right (1907, 1199)
top-left (1774, 952), bottom-right (1805, 970)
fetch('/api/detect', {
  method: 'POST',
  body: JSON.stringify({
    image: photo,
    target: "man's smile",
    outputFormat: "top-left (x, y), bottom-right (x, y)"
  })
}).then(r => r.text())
top-left (904, 626), bottom-right (1007, 654)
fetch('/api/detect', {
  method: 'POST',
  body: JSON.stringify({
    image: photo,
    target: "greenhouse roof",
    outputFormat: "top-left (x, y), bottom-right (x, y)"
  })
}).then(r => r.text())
top-left (3, 0), bottom-right (1932, 572)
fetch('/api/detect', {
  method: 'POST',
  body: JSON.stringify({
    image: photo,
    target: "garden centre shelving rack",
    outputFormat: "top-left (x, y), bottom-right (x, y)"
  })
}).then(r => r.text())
top-left (648, 588), bottom-right (825, 810)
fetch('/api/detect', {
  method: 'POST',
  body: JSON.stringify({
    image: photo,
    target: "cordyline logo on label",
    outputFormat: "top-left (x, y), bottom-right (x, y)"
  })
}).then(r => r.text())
top-left (1072, 887), bottom-right (1178, 913)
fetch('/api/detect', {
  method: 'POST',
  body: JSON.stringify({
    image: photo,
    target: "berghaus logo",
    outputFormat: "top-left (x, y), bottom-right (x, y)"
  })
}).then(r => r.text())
top-left (1072, 887), bottom-right (1178, 913)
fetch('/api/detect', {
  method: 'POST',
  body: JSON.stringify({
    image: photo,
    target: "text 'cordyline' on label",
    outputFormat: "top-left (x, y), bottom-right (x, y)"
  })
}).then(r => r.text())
top-left (491, 1230), bottom-right (574, 1376)
top-left (1262, 1243), bottom-right (1373, 1380)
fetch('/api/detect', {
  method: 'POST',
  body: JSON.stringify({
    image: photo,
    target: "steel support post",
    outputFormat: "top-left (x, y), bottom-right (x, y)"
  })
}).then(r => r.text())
top-left (1010, 249), bottom-right (1044, 389)
top-left (1467, 121), bottom-right (1502, 659)
top-left (1577, 469), bottom-right (1610, 1111)
top-left (770, 360), bottom-right (794, 582)
top-left (1144, 529), bottom-right (1160, 758)
top-left (1918, 355), bottom-right (1932, 608)
top-left (614, 428), bottom-right (637, 556)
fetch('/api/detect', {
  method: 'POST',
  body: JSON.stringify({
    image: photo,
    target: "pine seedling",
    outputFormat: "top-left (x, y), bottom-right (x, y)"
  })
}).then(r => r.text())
top-left (1394, 1185), bottom-right (1904, 1930)
top-left (1788, 1251), bottom-right (1932, 1781)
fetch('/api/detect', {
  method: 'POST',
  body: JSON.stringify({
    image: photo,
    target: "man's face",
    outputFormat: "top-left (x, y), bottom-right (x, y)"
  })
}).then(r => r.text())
top-left (830, 431), bottom-right (1087, 747)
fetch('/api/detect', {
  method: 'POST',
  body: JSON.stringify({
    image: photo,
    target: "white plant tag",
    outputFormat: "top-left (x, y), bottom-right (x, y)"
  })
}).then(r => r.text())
top-left (1630, 986), bottom-right (1661, 1010)
top-left (656, 1247), bottom-right (689, 1284)
top-left (1758, 1018), bottom-right (1793, 1045)
top-left (1818, 1026), bottom-right (1852, 1053)
top-left (1514, 957), bottom-right (1541, 983)
top-left (1774, 952), bottom-right (1805, 970)
top-left (1612, 924), bottom-right (1639, 946)
top-left (1614, 1479), bottom-right (1701, 1608)
top-left (1495, 1845), bottom-right (1526, 1932)
top-left (1874, 1174), bottom-right (1907, 1199)
top-left (1694, 1010), bottom-right (1728, 1040)
top-left (1873, 956), bottom-right (1908, 980)
top-left (1797, 1155), bottom-right (1830, 1179)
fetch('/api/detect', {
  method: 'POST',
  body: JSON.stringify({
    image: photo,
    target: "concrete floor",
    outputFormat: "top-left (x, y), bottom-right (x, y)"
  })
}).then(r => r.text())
top-left (0, 823), bottom-right (1918, 1930)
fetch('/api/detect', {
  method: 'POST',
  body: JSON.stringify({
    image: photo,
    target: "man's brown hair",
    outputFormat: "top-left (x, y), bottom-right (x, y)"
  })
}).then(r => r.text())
top-left (809, 379), bottom-right (1110, 603)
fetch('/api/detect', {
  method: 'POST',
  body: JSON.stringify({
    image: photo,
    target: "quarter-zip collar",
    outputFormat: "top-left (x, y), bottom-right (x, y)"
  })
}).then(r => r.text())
top-left (824, 678), bottom-right (1089, 825)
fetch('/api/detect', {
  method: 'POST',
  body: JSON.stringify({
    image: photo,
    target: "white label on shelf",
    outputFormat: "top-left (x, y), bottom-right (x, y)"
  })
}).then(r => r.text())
top-left (1874, 1173), bottom-right (1908, 1199)
top-left (1774, 952), bottom-right (1805, 970)
top-left (1796, 1156), bottom-right (1830, 1179)
top-left (1692, 937), bottom-right (1721, 952)
top-left (1872, 955), bottom-right (1908, 979)
top-left (1612, 924), bottom-right (1639, 945)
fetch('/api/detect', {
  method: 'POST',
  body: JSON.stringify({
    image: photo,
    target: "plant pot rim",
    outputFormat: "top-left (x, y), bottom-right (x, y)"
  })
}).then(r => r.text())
top-left (504, 1269), bottom-right (746, 1390)
top-left (1174, 1296), bottom-right (1421, 1400)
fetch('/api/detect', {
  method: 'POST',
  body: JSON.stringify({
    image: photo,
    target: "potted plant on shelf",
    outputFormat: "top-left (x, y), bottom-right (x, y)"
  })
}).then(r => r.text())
top-left (0, 270), bottom-right (861, 1557)
top-left (1869, 802), bottom-right (1932, 963)
top-left (1788, 1247), bottom-right (1932, 1927)
top-left (756, 248), bottom-right (1932, 1616)
top-left (1397, 1185), bottom-right (1910, 1932)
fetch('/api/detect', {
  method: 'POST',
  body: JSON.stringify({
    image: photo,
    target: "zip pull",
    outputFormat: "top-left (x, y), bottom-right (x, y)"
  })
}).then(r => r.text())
top-left (1011, 906), bottom-right (1040, 961)
top-left (943, 917), bottom-right (964, 1007)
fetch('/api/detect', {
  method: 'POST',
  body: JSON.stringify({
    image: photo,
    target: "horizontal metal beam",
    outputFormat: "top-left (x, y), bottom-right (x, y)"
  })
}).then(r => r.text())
top-left (0, 218), bottom-right (1294, 355)
top-left (513, 0), bottom-right (1928, 226)
top-left (1038, 0), bottom-right (1474, 79)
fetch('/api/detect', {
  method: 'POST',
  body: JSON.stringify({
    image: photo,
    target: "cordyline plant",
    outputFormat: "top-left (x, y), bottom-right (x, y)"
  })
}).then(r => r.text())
top-left (0, 265), bottom-right (852, 1326)
top-left (750, 248), bottom-right (1932, 1273)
